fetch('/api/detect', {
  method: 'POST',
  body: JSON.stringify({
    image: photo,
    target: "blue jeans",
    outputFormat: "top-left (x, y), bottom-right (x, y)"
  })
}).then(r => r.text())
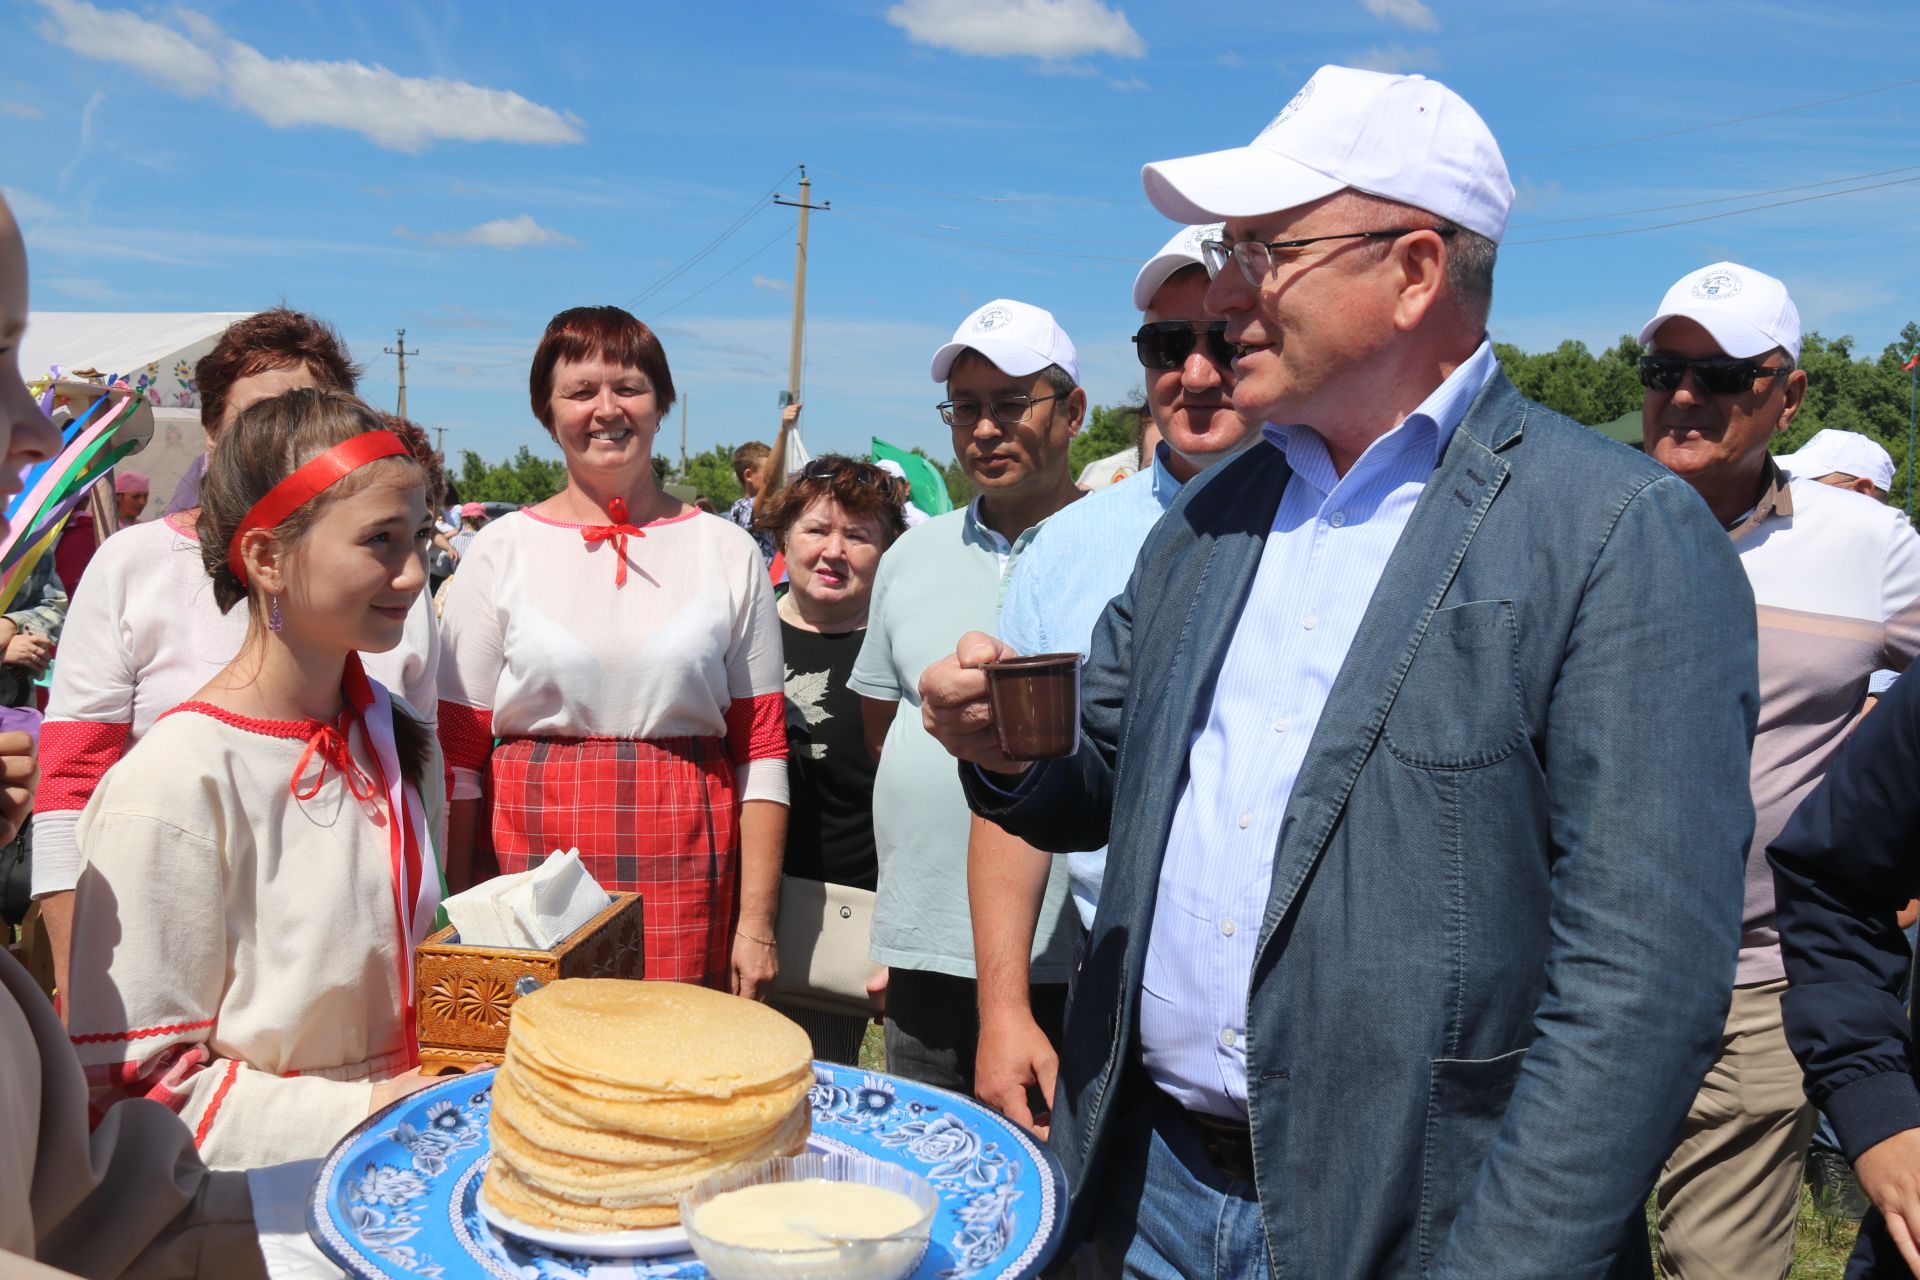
top-left (1091, 1087), bottom-right (1272, 1280)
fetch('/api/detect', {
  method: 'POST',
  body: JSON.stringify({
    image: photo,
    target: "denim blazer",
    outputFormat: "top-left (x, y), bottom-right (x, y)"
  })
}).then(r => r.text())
top-left (964, 372), bottom-right (1759, 1279)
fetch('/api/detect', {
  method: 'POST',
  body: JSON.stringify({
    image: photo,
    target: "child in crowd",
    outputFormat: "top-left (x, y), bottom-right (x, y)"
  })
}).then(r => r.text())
top-left (64, 388), bottom-right (443, 1169)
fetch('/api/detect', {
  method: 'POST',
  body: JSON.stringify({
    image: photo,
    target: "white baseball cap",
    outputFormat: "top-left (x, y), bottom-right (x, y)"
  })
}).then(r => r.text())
top-left (1132, 223), bottom-right (1221, 312)
top-left (1140, 65), bottom-right (1514, 243)
top-left (1638, 262), bottom-right (1802, 363)
top-left (930, 299), bottom-right (1079, 384)
top-left (1778, 429), bottom-right (1895, 494)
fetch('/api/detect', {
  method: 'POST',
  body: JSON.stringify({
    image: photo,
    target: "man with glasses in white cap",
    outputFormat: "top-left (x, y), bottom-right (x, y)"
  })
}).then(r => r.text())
top-left (919, 65), bottom-right (1757, 1278)
top-left (848, 298), bottom-right (1086, 1094)
top-left (1639, 261), bottom-right (1920, 1279)
top-left (967, 226), bottom-right (1260, 1140)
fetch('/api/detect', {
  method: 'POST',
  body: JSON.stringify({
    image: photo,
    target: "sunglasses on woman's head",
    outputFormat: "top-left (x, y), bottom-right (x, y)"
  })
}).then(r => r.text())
top-left (800, 457), bottom-right (895, 492)
top-left (1133, 321), bottom-right (1234, 372)
top-left (1637, 354), bottom-right (1793, 396)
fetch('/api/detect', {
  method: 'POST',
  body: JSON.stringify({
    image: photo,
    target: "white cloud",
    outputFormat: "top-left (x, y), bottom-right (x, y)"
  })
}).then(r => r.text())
top-left (34, 0), bottom-right (221, 97)
top-left (1107, 76), bottom-right (1149, 92)
top-left (31, 0), bottom-right (583, 153)
top-left (397, 214), bottom-right (578, 249)
top-left (1, 101), bottom-right (43, 119)
top-left (1351, 43), bottom-right (1442, 72)
top-left (1362, 0), bottom-right (1441, 32)
top-left (750, 275), bottom-right (789, 293)
top-left (44, 275), bottom-right (121, 302)
top-left (886, 0), bottom-right (1145, 61)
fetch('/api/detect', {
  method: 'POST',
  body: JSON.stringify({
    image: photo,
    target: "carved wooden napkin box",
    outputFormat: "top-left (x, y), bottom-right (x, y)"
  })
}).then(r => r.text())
top-left (415, 890), bottom-right (644, 1074)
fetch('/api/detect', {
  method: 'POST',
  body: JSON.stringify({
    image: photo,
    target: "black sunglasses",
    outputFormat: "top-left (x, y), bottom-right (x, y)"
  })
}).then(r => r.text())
top-left (1638, 354), bottom-right (1793, 396)
top-left (1133, 321), bottom-right (1233, 372)
top-left (800, 457), bottom-right (897, 493)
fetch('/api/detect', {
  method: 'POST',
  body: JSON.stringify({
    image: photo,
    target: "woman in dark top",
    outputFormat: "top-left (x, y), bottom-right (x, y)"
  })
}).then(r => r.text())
top-left (756, 456), bottom-right (907, 1062)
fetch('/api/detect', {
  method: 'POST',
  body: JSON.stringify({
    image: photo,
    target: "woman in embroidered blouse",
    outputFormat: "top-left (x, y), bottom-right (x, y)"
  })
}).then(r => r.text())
top-left (65, 389), bottom-right (443, 1169)
top-left (437, 306), bottom-right (787, 998)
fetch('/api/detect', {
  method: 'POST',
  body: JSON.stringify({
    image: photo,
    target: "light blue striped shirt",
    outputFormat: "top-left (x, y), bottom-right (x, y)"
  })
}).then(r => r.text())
top-left (999, 449), bottom-right (1185, 929)
top-left (1140, 341), bottom-right (1498, 1118)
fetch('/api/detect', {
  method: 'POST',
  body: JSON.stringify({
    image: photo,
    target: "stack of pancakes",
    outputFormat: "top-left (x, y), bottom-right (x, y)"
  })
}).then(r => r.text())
top-left (483, 979), bottom-right (814, 1231)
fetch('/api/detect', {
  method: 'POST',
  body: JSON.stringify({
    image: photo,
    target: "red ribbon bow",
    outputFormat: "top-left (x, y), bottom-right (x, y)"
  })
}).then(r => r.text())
top-left (582, 497), bottom-right (646, 587)
top-left (291, 714), bottom-right (379, 803)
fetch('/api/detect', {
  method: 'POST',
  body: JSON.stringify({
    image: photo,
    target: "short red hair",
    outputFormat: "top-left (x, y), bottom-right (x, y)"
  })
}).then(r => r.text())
top-left (196, 308), bottom-right (359, 436)
top-left (528, 306), bottom-right (677, 433)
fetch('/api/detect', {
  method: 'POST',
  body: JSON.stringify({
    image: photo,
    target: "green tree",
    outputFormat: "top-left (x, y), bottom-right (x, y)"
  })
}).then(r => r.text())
top-left (455, 446), bottom-right (565, 506)
top-left (681, 444), bottom-right (742, 506)
top-left (1069, 402), bottom-right (1146, 478)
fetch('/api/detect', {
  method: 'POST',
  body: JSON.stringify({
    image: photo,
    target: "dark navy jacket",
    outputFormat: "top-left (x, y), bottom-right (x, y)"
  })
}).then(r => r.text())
top-left (963, 372), bottom-right (1759, 1279)
top-left (1773, 669), bottom-right (1920, 1276)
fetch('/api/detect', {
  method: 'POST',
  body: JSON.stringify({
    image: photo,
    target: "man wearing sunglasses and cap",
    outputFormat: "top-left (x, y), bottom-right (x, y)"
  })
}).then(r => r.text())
top-left (849, 298), bottom-right (1088, 1096)
top-left (1640, 262), bottom-right (1920, 1279)
top-left (967, 225), bottom-right (1260, 1141)
top-left (920, 65), bottom-right (1758, 1278)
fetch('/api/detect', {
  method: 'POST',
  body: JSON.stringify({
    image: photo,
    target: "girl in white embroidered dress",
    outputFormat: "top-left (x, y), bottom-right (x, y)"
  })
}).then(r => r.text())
top-left (66, 389), bottom-right (443, 1169)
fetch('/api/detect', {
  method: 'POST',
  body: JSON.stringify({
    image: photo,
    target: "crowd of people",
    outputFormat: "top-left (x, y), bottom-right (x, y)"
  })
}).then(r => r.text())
top-left (2, 59), bottom-right (1920, 1280)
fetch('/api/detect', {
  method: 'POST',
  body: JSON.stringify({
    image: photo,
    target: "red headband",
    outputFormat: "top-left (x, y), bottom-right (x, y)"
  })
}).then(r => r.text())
top-left (227, 431), bottom-right (412, 585)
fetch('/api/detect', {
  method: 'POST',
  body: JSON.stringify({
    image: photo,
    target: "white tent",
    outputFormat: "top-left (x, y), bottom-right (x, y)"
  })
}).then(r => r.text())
top-left (21, 312), bottom-right (251, 509)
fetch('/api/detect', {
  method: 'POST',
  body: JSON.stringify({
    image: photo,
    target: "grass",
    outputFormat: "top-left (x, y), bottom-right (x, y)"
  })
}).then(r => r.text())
top-left (1646, 1186), bottom-right (1860, 1279)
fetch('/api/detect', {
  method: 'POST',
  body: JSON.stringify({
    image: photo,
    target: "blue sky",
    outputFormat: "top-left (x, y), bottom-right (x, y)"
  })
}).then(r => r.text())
top-left (4, 0), bottom-right (1917, 469)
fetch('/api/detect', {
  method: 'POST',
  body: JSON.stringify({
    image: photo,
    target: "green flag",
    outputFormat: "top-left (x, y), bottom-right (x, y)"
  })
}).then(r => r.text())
top-left (870, 438), bottom-right (954, 516)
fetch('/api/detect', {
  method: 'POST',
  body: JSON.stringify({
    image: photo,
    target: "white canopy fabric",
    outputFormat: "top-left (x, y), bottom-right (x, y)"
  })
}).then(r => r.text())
top-left (20, 312), bottom-right (250, 387)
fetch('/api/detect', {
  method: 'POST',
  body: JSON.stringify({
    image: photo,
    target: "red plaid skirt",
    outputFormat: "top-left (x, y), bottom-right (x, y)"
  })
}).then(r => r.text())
top-left (490, 735), bottom-right (738, 988)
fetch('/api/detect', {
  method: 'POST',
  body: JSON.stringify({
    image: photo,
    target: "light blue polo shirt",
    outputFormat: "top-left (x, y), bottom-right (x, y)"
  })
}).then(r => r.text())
top-left (998, 448), bottom-right (1184, 930)
top-left (849, 499), bottom-right (1078, 981)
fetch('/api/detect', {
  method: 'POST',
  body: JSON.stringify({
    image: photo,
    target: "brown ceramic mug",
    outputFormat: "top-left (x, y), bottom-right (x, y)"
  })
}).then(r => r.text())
top-left (983, 652), bottom-right (1084, 761)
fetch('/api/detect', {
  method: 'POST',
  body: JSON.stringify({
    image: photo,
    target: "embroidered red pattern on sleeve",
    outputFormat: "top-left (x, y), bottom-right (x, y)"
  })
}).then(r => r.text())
top-left (35, 719), bottom-right (132, 812)
top-left (437, 701), bottom-right (494, 775)
top-left (724, 692), bottom-right (787, 766)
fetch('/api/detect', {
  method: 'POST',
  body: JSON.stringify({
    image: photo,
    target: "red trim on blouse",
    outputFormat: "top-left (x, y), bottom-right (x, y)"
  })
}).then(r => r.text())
top-left (725, 691), bottom-right (788, 767)
top-left (161, 702), bottom-right (330, 741)
top-left (36, 719), bottom-right (132, 813)
top-left (70, 1017), bottom-right (216, 1045)
top-left (192, 1059), bottom-right (242, 1148)
top-left (518, 505), bottom-right (701, 531)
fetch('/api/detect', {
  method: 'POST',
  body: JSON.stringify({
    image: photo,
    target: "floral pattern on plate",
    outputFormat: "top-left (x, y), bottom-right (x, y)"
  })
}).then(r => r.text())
top-left (308, 1062), bottom-right (1065, 1280)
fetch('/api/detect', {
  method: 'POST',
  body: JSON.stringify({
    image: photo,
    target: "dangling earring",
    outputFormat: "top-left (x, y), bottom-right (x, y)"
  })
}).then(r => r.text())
top-left (268, 596), bottom-right (284, 633)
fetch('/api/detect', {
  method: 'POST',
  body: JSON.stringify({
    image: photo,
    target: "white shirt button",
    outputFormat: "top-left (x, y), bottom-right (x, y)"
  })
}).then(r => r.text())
top-left (1237, 811), bottom-right (1252, 829)
top-left (1272, 716), bottom-right (1289, 733)
top-left (1329, 511), bottom-right (1346, 528)
top-left (1302, 613), bottom-right (1318, 630)
top-left (1220, 917), bottom-right (1237, 937)
top-left (1220, 1027), bottom-right (1238, 1049)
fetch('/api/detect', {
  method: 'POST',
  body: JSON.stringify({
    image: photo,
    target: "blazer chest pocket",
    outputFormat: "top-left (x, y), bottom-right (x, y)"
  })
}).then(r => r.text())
top-left (1384, 599), bottom-right (1524, 770)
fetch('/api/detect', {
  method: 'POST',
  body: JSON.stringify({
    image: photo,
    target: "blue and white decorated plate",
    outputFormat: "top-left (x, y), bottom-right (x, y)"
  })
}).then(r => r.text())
top-left (307, 1062), bottom-right (1067, 1279)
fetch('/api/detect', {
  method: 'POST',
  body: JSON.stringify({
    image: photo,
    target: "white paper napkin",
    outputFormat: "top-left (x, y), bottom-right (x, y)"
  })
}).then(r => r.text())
top-left (439, 849), bottom-right (612, 949)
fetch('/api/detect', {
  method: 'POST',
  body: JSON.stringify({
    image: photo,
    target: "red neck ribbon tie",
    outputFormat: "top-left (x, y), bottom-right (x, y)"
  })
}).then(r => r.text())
top-left (582, 497), bottom-right (646, 587)
top-left (291, 713), bottom-right (379, 802)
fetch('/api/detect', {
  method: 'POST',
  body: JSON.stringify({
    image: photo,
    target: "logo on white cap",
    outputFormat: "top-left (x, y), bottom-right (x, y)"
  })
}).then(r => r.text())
top-left (972, 308), bottom-right (1012, 333)
top-left (1691, 270), bottom-right (1743, 301)
top-left (1268, 78), bottom-right (1316, 131)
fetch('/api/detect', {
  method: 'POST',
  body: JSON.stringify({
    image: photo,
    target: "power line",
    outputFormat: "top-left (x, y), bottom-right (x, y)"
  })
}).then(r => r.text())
top-left (622, 166), bottom-right (798, 310)
top-left (813, 166), bottom-right (1130, 205)
top-left (649, 222), bottom-right (795, 320)
top-left (1514, 75), bottom-right (1920, 161)
top-left (834, 209), bottom-right (1140, 262)
top-left (1510, 164), bottom-right (1920, 229)
top-left (842, 207), bottom-right (1145, 247)
top-left (1506, 174), bottom-right (1920, 246)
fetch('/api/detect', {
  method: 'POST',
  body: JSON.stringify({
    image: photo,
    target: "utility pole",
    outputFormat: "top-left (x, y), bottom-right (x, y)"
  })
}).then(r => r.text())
top-left (383, 328), bottom-right (418, 420)
top-left (773, 168), bottom-right (830, 459)
top-left (679, 392), bottom-right (689, 475)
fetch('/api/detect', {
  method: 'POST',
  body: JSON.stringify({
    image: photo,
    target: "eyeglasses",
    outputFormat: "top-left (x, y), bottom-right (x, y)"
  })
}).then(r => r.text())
top-left (1200, 226), bottom-right (1457, 286)
top-left (1133, 321), bottom-right (1233, 371)
top-left (799, 457), bottom-right (895, 493)
top-left (1637, 354), bottom-right (1794, 396)
top-left (936, 394), bottom-right (1061, 428)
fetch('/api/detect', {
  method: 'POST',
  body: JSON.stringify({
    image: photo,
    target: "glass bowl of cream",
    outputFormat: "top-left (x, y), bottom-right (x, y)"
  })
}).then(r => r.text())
top-left (680, 1151), bottom-right (937, 1280)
